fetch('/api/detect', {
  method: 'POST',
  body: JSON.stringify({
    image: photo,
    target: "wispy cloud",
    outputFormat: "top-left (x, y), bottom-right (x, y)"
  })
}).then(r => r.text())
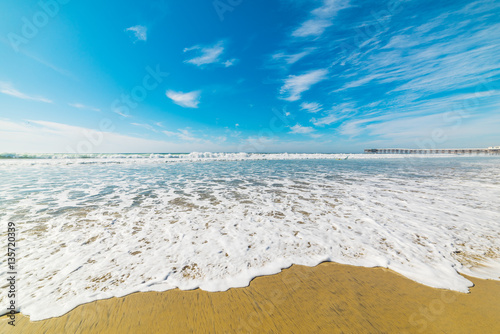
top-left (312, 114), bottom-right (337, 126)
top-left (359, 112), bottom-right (500, 148)
top-left (0, 119), bottom-right (236, 153)
top-left (272, 49), bottom-right (314, 65)
top-left (125, 25), bottom-right (147, 42)
top-left (16, 51), bottom-right (75, 79)
top-left (300, 101), bottom-right (323, 113)
top-left (0, 82), bottom-right (52, 103)
top-left (0, 119), bottom-right (171, 152)
top-left (289, 124), bottom-right (315, 134)
top-left (293, 20), bottom-right (332, 38)
top-left (288, 0), bottom-right (500, 149)
top-left (112, 109), bottom-right (132, 118)
top-left (68, 103), bottom-right (100, 112)
top-left (166, 90), bottom-right (201, 108)
top-left (335, 6), bottom-right (500, 97)
top-left (223, 59), bottom-right (237, 67)
top-left (335, 84), bottom-right (500, 140)
top-left (184, 40), bottom-right (237, 68)
top-left (163, 128), bottom-right (198, 141)
top-left (292, 0), bottom-right (350, 38)
top-left (131, 123), bottom-right (158, 132)
top-left (312, 102), bottom-right (356, 126)
top-left (280, 69), bottom-right (328, 101)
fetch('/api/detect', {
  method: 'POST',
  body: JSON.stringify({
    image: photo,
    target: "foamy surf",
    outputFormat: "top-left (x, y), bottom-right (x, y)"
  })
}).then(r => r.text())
top-left (1, 154), bottom-right (499, 321)
top-left (0, 151), bottom-right (471, 162)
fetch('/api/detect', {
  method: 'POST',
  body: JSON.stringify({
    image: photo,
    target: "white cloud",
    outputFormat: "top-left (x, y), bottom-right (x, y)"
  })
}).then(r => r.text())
top-left (162, 130), bottom-right (177, 136)
top-left (178, 129), bottom-right (197, 141)
top-left (223, 59), bottom-right (238, 67)
top-left (338, 119), bottom-right (370, 137)
top-left (112, 109), bottom-right (132, 118)
top-left (184, 40), bottom-right (237, 68)
top-left (383, 35), bottom-right (420, 49)
top-left (272, 50), bottom-right (314, 65)
top-left (293, 19), bottom-right (333, 38)
top-left (336, 14), bottom-right (500, 96)
top-left (163, 128), bottom-right (198, 142)
top-left (0, 119), bottom-right (235, 153)
top-left (0, 82), bottom-right (52, 103)
top-left (289, 124), bottom-right (315, 134)
top-left (166, 90), bottom-right (201, 108)
top-left (126, 25), bottom-right (147, 42)
top-left (131, 123), bottom-right (157, 132)
top-left (280, 69), bottom-right (328, 101)
top-left (359, 112), bottom-right (500, 148)
top-left (15, 51), bottom-right (75, 79)
top-left (335, 83), bottom-right (500, 138)
top-left (312, 114), bottom-right (337, 126)
top-left (68, 103), bottom-right (100, 112)
top-left (292, 0), bottom-right (350, 38)
top-left (312, 102), bottom-right (356, 126)
top-left (0, 119), bottom-right (166, 153)
top-left (300, 101), bottom-right (323, 113)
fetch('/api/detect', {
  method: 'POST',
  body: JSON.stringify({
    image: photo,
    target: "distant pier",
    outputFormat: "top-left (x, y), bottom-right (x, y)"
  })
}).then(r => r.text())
top-left (364, 147), bottom-right (500, 154)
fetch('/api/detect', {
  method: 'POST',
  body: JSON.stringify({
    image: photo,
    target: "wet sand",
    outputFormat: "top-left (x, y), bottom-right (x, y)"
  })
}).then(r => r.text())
top-left (1, 262), bottom-right (499, 333)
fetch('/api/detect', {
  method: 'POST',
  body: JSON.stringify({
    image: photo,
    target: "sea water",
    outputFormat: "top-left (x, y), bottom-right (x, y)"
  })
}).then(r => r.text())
top-left (0, 153), bottom-right (499, 321)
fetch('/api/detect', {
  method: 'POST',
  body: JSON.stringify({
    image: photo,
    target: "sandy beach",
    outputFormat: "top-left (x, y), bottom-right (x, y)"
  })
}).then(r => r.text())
top-left (1, 262), bottom-right (499, 333)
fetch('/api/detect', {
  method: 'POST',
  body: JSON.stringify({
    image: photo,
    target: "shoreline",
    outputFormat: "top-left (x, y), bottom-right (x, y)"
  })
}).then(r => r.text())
top-left (1, 262), bottom-right (499, 333)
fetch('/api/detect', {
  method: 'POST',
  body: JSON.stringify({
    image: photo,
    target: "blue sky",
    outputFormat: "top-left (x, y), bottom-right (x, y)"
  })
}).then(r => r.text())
top-left (0, 0), bottom-right (499, 153)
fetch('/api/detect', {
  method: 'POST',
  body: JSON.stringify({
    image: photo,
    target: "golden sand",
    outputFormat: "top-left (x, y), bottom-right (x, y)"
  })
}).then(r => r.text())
top-left (1, 262), bottom-right (499, 333)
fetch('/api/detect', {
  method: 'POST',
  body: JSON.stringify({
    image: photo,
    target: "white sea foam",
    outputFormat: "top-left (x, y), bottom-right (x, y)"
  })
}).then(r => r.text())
top-left (0, 155), bottom-right (499, 321)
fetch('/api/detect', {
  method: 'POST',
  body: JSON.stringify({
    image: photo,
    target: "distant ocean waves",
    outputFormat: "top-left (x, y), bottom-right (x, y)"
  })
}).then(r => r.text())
top-left (0, 151), bottom-right (464, 162)
top-left (0, 153), bottom-right (187, 159)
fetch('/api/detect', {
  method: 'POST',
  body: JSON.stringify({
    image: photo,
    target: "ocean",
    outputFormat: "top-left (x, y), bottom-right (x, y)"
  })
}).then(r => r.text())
top-left (1, 153), bottom-right (499, 321)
